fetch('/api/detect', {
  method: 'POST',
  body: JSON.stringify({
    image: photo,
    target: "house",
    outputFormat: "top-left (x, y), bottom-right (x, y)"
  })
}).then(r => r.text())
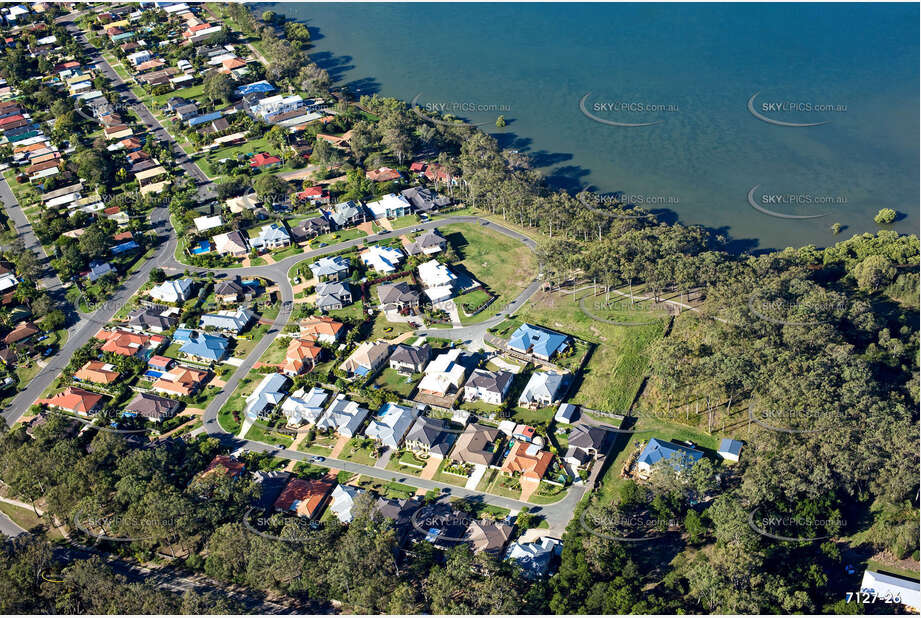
top-left (389, 343), bottom-right (430, 374)
top-left (364, 402), bottom-right (419, 450)
top-left (245, 372), bottom-right (289, 418)
top-left (401, 186), bottom-right (451, 214)
top-left (249, 152), bottom-right (282, 169)
top-left (518, 372), bottom-right (569, 409)
top-left (290, 216), bottom-right (331, 242)
top-left (329, 200), bottom-right (365, 228)
top-left (281, 387), bottom-right (328, 425)
top-left (25, 412), bottom-right (81, 439)
top-left (225, 195), bottom-right (259, 213)
top-left (308, 256), bottom-right (350, 282)
top-left (87, 261), bottom-right (115, 282)
top-left (295, 186), bottom-right (330, 206)
top-left (201, 455), bottom-right (245, 480)
top-left (214, 279), bottom-right (245, 304)
top-left (252, 470), bottom-right (292, 511)
top-left (452, 423), bottom-right (501, 466)
top-left (148, 355), bottom-right (173, 373)
top-left (508, 323), bottom-right (571, 361)
top-left (126, 306), bottom-right (176, 333)
top-left (329, 484), bottom-right (362, 523)
top-left (4, 321), bottom-right (39, 345)
top-left (283, 338), bottom-right (323, 376)
top-left (860, 570), bottom-right (921, 613)
top-left (463, 369), bottom-right (514, 406)
top-left (372, 497), bottom-right (422, 546)
top-left (555, 403), bottom-right (578, 424)
top-left (513, 424), bottom-right (536, 442)
top-left (41, 387), bottom-right (105, 416)
top-left (213, 231), bottom-right (249, 257)
top-left (74, 361), bottom-right (119, 385)
top-left (316, 394), bottom-right (368, 437)
top-left (417, 348), bottom-right (470, 397)
top-left (249, 223), bottom-right (291, 251)
top-left (315, 281), bottom-right (353, 312)
top-left (96, 329), bottom-right (165, 358)
top-left (404, 416), bottom-right (457, 458)
top-left (173, 329), bottom-right (229, 362)
top-left (377, 281), bottom-right (421, 310)
top-left (299, 316), bottom-right (344, 344)
top-left (199, 307), bottom-right (255, 334)
top-left (152, 365), bottom-right (209, 397)
top-left (360, 244), bottom-right (405, 273)
top-left (417, 260), bottom-right (457, 303)
top-left (193, 214), bottom-right (223, 232)
top-left (405, 229), bottom-right (448, 256)
top-left (466, 520), bottom-right (513, 555)
top-left (506, 537), bottom-right (563, 579)
top-left (149, 278), bottom-right (194, 304)
top-left (366, 167), bottom-right (401, 182)
top-left (366, 193), bottom-right (411, 220)
top-left (502, 441), bottom-right (554, 483)
top-left (123, 392), bottom-right (182, 421)
top-left (636, 438), bottom-right (704, 476)
top-left (563, 424), bottom-right (609, 467)
top-left (718, 438), bottom-right (743, 463)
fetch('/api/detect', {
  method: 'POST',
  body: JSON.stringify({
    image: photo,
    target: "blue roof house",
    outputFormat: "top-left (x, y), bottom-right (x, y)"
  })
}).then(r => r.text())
top-left (508, 323), bottom-right (570, 361)
top-left (175, 329), bottom-right (229, 362)
top-left (636, 438), bottom-right (703, 477)
top-left (188, 111), bottom-right (223, 127)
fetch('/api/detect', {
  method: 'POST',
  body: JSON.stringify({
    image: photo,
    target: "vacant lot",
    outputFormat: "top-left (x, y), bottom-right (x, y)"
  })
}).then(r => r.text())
top-left (440, 224), bottom-right (537, 324)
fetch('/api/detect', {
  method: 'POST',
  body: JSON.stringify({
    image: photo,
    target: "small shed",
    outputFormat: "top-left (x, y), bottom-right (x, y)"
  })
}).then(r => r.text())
top-left (718, 438), bottom-right (743, 462)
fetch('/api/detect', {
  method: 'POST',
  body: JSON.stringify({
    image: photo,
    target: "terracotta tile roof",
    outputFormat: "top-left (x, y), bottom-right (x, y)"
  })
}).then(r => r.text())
top-left (42, 387), bottom-right (105, 415)
top-left (4, 321), bottom-right (39, 344)
top-left (273, 477), bottom-right (335, 518)
top-left (74, 360), bottom-right (120, 385)
top-left (152, 365), bottom-right (208, 397)
top-left (202, 454), bottom-right (245, 479)
top-left (299, 316), bottom-right (344, 338)
top-left (283, 338), bottom-right (323, 375)
top-left (502, 441), bottom-right (554, 482)
top-left (96, 328), bottom-right (164, 356)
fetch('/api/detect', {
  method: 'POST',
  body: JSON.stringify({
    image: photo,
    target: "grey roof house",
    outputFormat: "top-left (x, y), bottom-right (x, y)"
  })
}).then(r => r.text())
top-left (463, 369), bottom-right (514, 406)
top-left (404, 416), bottom-right (458, 458)
top-left (309, 256), bottom-right (350, 282)
top-left (400, 186), bottom-right (451, 213)
top-left (377, 281), bottom-right (421, 309)
top-left (315, 281), bottom-right (353, 312)
top-left (123, 392), bottom-right (182, 421)
top-left (518, 372), bottom-right (570, 409)
top-left (329, 200), bottom-right (365, 228)
top-left (126, 306), bottom-right (176, 333)
top-left (389, 343), bottom-right (431, 374)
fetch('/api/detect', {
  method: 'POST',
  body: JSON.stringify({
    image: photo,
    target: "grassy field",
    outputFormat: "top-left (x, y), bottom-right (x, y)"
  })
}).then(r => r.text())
top-left (245, 422), bottom-right (294, 448)
top-left (372, 367), bottom-right (419, 397)
top-left (338, 440), bottom-right (380, 466)
top-left (440, 223), bottom-right (537, 324)
top-left (312, 228), bottom-right (367, 247)
top-left (0, 501), bottom-right (65, 539)
top-left (217, 370), bottom-right (263, 433)
top-left (369, 311), bottom-right (415, 341)
top-left (514, 289), bottom-right (666, 413)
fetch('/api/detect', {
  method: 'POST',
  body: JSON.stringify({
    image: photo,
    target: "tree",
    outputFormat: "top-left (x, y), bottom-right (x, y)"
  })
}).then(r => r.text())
top-left (852, 254), bottom-right (896, 292)
top-left (261, 10), bottom-right (276, 24)
top-left (496, 115), bottom-right (507, 128)
top-left (148, 268), bottom-right (166, 284)
top-left (296, 63), bottom-right (330, 96)
top-left (873, 208), bottom-right (897, 224)
top-left (252, 174), bottom-right (290, 202)
top-left (202, 72), bottom-right (232, 105)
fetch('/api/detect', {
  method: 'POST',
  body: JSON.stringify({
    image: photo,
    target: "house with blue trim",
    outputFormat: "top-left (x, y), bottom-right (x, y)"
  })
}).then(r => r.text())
top-left (173, 328), bottom-right (229, 362)
top-left (636, 438), bottom-right (703, 477)
top-left (508, 323), bottom-right (571, 361)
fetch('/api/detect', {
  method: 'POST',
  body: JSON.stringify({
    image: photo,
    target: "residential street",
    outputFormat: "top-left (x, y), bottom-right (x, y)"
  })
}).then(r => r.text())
top-left (0, 179), bottom-right (64, 293)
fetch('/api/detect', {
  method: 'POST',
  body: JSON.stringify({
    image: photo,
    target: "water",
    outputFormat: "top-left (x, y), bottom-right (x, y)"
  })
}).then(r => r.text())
top-left (262, 2), bottom-right (919, 251)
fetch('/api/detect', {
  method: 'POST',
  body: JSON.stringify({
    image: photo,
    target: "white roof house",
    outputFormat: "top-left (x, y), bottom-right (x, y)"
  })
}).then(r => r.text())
top-left (360, 245), bottom-right (404, 273)
top-left (366, 193), bottom-right (411, 219)
top-left (199, 307), bottom-right (255, 333)
top-left (317, 394), bottom-right (368, 437)
top-left (417, 348), bottom-right (468, 396)
top-left (245, 373), bottom-right (289, 419)
top-left (281, 387), bottom-right (329, 426)
top-left (860, 570), bottom-right (921, 612)
top-left (329, 484), bottom-right (362, 523)
top-left (193, 214), bottom-right (223, 232)
top-left (364, 402), bottom-right (419, 450)
top-left (518, 372), bottom-right (569, 408)
top-left (0, 273), bottom-right (18, 293)
top-left (308, 256), bottom-right (350, 280)
top-left (149, 278), bottom-right (194, 304)
top-left (418, 260), bottom-right (457, 288)
top-left (505, 537), bottom-right (562, 579)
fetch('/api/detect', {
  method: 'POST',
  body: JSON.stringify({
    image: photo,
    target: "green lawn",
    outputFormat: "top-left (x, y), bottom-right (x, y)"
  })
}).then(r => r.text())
top-left (372, 367), bottom-right (419, 398)
top-left (258, 338), bottom-right (289, 365)
top-left (385, 449), bottom-right (426, 476)
top-left (272, 244), bottom-right (305, 260)
top-left (390, 214), bottom-right (420, 230)
top-left (440, 223), bottom-right (537, 325)
top-left (431, 458), bottom-right (471, 488)
top-left (338, 441), bottom-right (380, 466)
top-left (217, 370), bottom-right (263, 433)
top-left (244, 422), bottom-right (294, 448)
top-left (483, 471), bottom-right (523, 500)
top-left (326, 302), bottom-right (367, 323)
top-left (528, 481), bottom-right (569, 505)
top-left (311, 228), bottom-right (368, 247)
top-left (369, 311), bottom-right (415, 341)
top-left (0, 501), bottom-right (64, 540)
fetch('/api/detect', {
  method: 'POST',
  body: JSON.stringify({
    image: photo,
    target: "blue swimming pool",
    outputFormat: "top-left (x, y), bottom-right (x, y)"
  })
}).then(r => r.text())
top-left (190, 241), bottom-right (211, 255)
top-left (144, 370), bottom-right (162, 379)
